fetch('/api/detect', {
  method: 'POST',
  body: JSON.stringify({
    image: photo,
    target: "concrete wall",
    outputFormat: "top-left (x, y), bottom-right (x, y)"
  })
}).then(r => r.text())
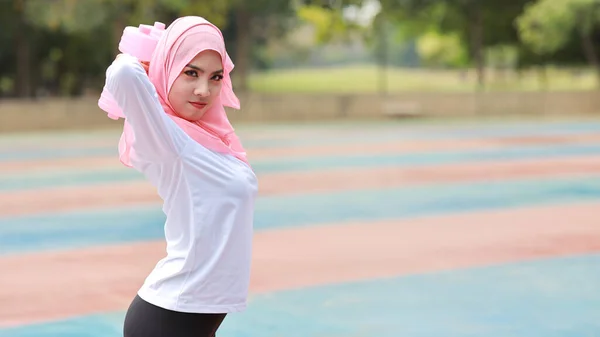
top-left (1, 90), bottom-right (599, 132)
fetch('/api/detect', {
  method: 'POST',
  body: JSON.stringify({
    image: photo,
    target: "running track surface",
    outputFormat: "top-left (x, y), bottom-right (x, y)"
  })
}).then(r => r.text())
top-left (1, 118), bottom-right (600, 336)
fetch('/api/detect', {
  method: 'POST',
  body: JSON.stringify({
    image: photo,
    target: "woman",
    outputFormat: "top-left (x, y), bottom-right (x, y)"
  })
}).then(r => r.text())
top-left (103, 16), bottom-right (258, 337)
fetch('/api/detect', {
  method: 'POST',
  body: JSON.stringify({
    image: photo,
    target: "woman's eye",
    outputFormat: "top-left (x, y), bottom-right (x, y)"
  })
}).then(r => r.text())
top-left (212, 74), bottom-right (224, 81)
top-left (185, 70), bottom-right (198, 77)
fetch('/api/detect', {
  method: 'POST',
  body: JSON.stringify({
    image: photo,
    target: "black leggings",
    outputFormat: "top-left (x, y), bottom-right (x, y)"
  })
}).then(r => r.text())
top-left (123, 295), bottom-right (227, 337)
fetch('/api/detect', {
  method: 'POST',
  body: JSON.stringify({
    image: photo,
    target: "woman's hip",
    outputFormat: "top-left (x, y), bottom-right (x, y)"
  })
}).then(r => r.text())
top-left (123, 295), bottom-right (226, 337)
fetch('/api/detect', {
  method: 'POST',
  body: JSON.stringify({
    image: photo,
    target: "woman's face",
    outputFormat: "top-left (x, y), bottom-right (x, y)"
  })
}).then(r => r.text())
top-left (168, 50), bottom-right (223, 121)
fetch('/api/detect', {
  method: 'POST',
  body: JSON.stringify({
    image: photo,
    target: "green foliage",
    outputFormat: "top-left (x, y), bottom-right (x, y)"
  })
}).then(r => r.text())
top-left (24, 0), bottom-right (109, 33)
top-left (23, 0), bottom-right (231, 32)
top-left (416, 30), bottom-right (469, 67)
top-left (516, 0), bottom-right (600, 55)
top-left (156, 0), bottom-right (231, 28)
top-left (297, 5), bottom-right (351, 43)
top-left (380, 0), bottom-right (534, 58)
top-left (1, 0), bottom-right (596, 97)
top-left (486, 45), bottom-right (519, 68)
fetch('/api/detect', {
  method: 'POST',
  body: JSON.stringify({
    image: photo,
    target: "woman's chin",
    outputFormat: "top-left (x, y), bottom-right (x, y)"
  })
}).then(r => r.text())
top-left (183, 110), bottom-right (207, 122)
top-left (174, 105), bottom-right (210, 122)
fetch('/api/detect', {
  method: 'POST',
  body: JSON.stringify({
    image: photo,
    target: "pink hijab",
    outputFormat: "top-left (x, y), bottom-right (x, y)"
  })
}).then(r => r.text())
top-left (109, 16), bottom-right (248, 167)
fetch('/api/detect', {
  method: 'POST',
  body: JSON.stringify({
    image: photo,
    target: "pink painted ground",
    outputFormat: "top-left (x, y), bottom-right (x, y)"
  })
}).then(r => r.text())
top-left (1, 155), bottom-right (600, 217)
top-left (1, 201), bottom-right (599, 327)
top-left (2, 126), bottom-right (600, 333)
top-left (3, 133), bottom-right (600, 174)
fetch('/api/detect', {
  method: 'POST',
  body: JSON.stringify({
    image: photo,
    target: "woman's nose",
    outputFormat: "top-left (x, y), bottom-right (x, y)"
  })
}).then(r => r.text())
top-left (194, 82), bottom-right (210, 97)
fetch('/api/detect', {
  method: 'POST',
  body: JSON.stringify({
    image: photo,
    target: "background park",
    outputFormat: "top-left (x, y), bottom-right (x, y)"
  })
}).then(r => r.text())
top-left (1, 0), bottom-right (600, 336)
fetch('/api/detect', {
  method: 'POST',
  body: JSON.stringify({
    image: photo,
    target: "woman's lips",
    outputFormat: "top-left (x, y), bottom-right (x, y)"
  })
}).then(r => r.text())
top-left (190, 102), bottom-right (207, 109)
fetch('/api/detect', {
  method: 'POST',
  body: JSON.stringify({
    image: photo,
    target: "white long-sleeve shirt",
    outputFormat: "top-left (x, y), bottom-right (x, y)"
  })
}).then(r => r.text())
top-left (105, 54), bottom-right (258, 313)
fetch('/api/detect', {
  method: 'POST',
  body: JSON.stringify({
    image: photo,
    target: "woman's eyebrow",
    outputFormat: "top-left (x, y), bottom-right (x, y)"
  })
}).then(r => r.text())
top-left (186, 64), bottom-right (224, 74)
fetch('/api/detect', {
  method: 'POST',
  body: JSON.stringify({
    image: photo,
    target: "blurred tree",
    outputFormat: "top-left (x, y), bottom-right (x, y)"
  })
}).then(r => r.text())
top-left (516, 0), bottom-right (600, 84)
top-left (372, 13), bottom-right (390, 94)
top-left (224, 0), bottom-right (367, 91)
top-left (297, 5), bottom-right (351, 44)
top-left (297, 1), bottom-right (365, 44)
top-left (4, 0), bottom-right (231, 97)
top-left (223, 0), bottom-right (295, 91)
top-left (416, 30), bottom-right (469, 68)
top-left (378, 0), bottom-right (533, 90)
top-left (3, 0), bottom-right (33, 97)
top-left (24, 0), bottom-right (230, 53)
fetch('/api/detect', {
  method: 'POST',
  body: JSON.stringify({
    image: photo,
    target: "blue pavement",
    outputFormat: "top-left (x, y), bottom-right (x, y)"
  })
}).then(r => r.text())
top-left (3, 143), bottom-right (600, 191)
top-left (2, 119), bottom-right (600, 336)
top-left (2, 175), bottom-right (600, 255)
top-left (2, 254), bottom-right (599, 337)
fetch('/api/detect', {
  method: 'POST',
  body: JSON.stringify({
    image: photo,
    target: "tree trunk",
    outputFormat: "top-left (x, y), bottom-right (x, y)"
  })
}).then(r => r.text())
top-left (233, 8), bottom-right (251, 92)
top-left (112, 2), bottom-right (127, 57)
top-left (467, 2), bottom-right (485, 91)
top-left (537, 66), bottom-right (548, 91)
top-left (579, 28), bottom-right (600, 88)
top-left (14, 0), bottom-right (31, 98)
top-left (374, 15), bottom-right (388, 96)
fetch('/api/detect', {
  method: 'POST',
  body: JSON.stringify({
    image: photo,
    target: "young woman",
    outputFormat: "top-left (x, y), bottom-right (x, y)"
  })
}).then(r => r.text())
top-left (102, 16), bottom-right (258, 337)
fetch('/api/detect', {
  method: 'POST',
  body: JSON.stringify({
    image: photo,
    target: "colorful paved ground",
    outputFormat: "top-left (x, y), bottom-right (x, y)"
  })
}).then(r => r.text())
top-left (1, 118), bottom-right (600, 336)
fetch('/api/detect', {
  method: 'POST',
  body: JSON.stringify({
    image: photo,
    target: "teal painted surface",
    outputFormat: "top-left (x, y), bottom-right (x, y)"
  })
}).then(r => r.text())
top-left (2, 120), bottom-right (600, 336)
top-left (1, 176), bottom-right (599, 255)
top-left (3, 143), bottom-right (600, 191)
top-left (3, 120), bottom-right (600, 160)
top-left (219, 254), bottom-right (600, 337)
top-left (3, 254), bottom-right (599, 337)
